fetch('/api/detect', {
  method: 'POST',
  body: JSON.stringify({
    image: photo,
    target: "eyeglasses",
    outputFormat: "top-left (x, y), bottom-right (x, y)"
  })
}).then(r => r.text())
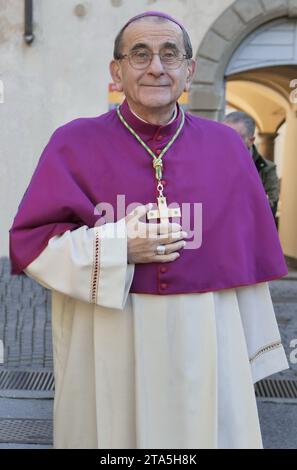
top-left (118, 48), bottom-right (190, 70)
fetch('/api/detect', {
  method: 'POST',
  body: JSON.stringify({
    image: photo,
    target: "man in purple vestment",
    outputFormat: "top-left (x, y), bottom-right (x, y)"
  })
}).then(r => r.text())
top-left (9, 11), bottom-right (289, 449)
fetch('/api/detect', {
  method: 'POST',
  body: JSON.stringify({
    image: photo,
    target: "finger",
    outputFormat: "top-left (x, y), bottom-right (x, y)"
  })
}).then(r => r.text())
top-left (126, 203), bottom-right (153, 222)
top-left (146, 221), bottom-right (183, 239)
top-left (156, 231), bottom-right (188, 244)
top-left (152, 252), bottom-right (181, 263)
top-left (160, 240), bottom-right (186, 254)
top-left (157, 222), bottom-right (182, 235)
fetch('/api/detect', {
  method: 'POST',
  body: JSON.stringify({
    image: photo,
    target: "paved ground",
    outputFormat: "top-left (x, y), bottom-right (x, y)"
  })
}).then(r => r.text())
top-left (0, 258), bottom-right (52, 369)
top-left (0, 257), bottom-right (297, 449)
top-left (0, 396), bottom-right (53, 449)
top-left (257, 400), bottom-right (297, 449)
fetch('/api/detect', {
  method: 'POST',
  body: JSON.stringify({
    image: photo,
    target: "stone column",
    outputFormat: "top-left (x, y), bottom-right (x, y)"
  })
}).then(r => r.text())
top-left (257, 132), bottom-right (278, 161)
top-left (278, 105), bottom-right (297, 261)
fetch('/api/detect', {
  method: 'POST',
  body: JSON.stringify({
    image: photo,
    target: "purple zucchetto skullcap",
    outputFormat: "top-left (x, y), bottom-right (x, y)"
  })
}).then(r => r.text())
top-left (122, 11), bottom-right (185, 32)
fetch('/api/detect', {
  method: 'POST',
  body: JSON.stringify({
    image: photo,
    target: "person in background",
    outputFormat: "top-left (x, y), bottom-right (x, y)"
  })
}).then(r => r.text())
top-left (223, 111), bottom-right (280, 225)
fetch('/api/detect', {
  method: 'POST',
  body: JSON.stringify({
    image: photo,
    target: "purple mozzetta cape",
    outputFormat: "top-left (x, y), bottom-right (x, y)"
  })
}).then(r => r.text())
top-left (9, 100), bottom-right (288, 294)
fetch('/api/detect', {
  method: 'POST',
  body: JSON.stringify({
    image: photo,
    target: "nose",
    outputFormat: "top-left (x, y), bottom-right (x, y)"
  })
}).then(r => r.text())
top-left (147, 53), bottom-right (165, 75)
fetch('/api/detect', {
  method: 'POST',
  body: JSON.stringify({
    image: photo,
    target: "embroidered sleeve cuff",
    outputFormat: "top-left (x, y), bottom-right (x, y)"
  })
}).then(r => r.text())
top-left (24, 225), bottom-right (96, 303)
top-left (24, 219), bottom-right (135, 309)
top-left (90, 217), bottom-right (135, 309)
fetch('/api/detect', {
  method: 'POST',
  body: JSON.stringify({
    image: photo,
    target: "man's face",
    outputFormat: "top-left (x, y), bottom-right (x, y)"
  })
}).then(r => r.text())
top-left (223, 121), bottom-right (255, 149)
top-left (110, 18), bottom-right (196, 112)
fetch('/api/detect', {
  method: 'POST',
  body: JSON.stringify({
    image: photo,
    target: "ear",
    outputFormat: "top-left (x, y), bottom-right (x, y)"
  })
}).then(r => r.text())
top-left (184, 59), bottom-right (196, 92)
top-left (109, 60), bottom-right (124, 92)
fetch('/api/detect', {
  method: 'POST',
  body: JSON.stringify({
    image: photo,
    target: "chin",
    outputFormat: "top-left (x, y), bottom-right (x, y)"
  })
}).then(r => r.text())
top-left (139, 96), bottom-right (173, 109)
top-left (138, 88), bottom-right (173, 108)
top-left (142, 101), bottom-right (170, 109)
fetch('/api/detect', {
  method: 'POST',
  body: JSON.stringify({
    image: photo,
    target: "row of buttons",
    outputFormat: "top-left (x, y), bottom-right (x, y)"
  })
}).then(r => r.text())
top-left (159, 265), bottom-right (168, 290)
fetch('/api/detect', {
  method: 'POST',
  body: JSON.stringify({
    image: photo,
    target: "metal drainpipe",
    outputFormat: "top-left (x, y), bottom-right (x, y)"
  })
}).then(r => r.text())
top-left (24, 0), bottom-right (34, 45)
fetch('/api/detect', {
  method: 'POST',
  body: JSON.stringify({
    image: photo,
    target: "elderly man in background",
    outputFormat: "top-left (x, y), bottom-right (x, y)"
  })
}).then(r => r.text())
top-left (223, 111), bottom-right (280, 223)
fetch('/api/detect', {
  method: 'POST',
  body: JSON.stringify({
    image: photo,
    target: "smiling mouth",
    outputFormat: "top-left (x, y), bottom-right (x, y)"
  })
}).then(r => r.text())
top-left (141, 85), bottom-right (169, 87)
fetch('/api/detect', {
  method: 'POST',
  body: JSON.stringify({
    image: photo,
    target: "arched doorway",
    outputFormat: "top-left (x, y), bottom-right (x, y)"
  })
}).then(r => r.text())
top-left (190, 1), bottom-right (297, 263)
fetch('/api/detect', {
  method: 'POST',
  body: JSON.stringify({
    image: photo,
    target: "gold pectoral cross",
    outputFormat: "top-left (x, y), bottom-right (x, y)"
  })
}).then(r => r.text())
top-left (147, 196), bottom-right (181, 225)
